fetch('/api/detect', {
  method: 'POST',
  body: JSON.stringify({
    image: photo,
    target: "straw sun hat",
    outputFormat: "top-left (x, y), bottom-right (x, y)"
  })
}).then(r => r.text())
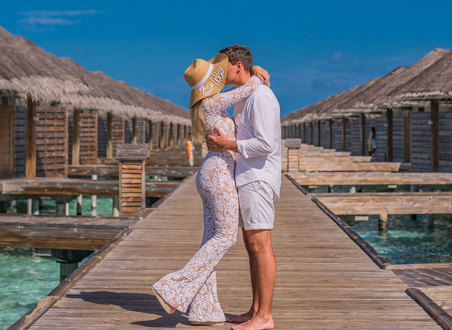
top-left (184, 53), bottom-right (228, 107)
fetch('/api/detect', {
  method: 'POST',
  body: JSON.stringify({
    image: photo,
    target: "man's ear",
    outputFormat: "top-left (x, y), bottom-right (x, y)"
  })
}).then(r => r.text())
top-left (236, 61), bottom-right (244, 73)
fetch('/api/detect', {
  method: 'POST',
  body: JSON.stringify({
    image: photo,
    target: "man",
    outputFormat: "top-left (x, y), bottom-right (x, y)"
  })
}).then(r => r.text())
top-left (207, 45), bottom-right (281, 330)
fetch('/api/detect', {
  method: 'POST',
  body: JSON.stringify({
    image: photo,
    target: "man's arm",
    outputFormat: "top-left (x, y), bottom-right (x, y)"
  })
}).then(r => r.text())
top-left (206, 127), bottom-right (239, 152)
top-left (207, 94), bottom-right (276, 157)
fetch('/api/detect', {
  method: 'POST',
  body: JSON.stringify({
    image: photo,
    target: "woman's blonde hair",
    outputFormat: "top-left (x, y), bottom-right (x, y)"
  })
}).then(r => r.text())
top-left (190, 101), bottom-right (205, 143)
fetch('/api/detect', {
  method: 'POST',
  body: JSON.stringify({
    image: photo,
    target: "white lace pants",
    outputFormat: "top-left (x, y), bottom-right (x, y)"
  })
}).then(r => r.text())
top-left (152, 153), bottom-right (238, 322)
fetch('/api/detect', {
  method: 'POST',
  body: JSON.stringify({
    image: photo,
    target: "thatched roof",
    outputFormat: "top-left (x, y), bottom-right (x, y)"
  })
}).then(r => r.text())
top-left (0, 26), bottom-right (190, 124)
top-left (388, 50), bottom-right (452, 100)
top-left (282, 48), bottom-right (451, 124)
top-left (282, 78), bottom-right (380, 124)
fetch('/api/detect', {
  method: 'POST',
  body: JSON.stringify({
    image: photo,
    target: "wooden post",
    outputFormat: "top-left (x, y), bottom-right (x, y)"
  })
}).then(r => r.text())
top-left (91, 174), bottom-right (97, 215)
top-left (404, 114), bottom-right (411, 163)
top-left (386, 109), bottom-right (393, 162)
top-left (378, 212), bottom-right (388, 233)
top-left (76, 195), bottom-right (83, 215)
top-left (72, 108), bottom-right (80, 166)
top-left (329, 120), bottom-right (333, 149)
top-left (360, 113), bottom-right (366, 156)
top-left (177, 124), bottom-right (181, 145)
top-left (106, 113), bottom-right (113, 159)
top-left (285, 139), bottom-right (301, 172)
top-left (113, 196), bottom-right (119, 217)
top-left (302, 123), bottom-right (306, 143)
top-left (342, 118), bottom-right (347, 151)
top-left (131, 117), bottom-right (137, 144)
top-left (159, 121), bottom-right (165, 149)
top-left (309, 122), bottom-right (313, 145)
top-left (317, 121), bottom-right (321, 146)
top-left (116, 144), bottom-right (149, 218)
top-left (431, 100), bottom-right (439, 172)
top-left (26, 96), bottom-right (37, 179)
top-left (27, 198), bottom-right (39, 215)
top-left (147, 120), bottom-right (153, 151)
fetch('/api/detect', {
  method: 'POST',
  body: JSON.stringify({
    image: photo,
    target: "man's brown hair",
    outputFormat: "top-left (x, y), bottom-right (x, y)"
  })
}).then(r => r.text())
top-left (219, 45), bottom-right (253, 72)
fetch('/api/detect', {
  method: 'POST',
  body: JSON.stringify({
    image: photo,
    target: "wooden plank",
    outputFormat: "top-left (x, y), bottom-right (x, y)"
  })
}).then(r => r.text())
top-left (0, 178), bottom-right (178, 197)
top-left (289, 171), bottom-right (452, 185)
top-left (311, 191), bottom-right (452, 215)
top-left (0, 214), bottom-right (135, 250)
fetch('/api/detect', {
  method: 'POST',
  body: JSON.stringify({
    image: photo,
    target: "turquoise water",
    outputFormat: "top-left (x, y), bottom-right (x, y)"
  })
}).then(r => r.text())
top-left (0, 247), bottom-right (59, 329)
top-left (342, 214), bottom-right (452, 264)
top-left (303, 184), bottom-right (452, 264)
top-left (11, 196), bottom-right (114, 217)
top-left (0, 247), bottom-right (94, 329)
top-left (0, 195), bottom-right (114, 329)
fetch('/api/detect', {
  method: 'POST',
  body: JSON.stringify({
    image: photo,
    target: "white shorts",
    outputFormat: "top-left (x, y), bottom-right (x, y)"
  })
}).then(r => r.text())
top-left (238, 180), bottom-right (276, 230)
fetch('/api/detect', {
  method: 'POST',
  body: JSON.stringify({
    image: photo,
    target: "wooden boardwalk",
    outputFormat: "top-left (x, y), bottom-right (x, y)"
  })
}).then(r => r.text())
top-left (24, 175), bottom-right (438, 329)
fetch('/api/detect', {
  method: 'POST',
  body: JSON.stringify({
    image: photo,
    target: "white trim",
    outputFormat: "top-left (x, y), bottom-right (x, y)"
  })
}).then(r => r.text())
top-left (191, 64), bottom-right (214, 90)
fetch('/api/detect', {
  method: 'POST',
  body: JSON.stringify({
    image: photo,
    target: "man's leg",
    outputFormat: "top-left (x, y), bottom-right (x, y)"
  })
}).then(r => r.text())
top-left (232, 229), bottom-right (276, 330)
top-left (227, 228), bottom-right (259, 323)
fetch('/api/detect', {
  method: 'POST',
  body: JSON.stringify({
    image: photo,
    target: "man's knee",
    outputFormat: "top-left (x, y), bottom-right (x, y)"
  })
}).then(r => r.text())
top-left (245, 229), bottom-right (272, 255)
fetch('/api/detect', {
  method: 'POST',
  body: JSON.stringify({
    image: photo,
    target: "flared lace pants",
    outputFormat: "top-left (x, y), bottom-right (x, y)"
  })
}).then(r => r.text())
top-left (152, 152), bottom-right (238, 322)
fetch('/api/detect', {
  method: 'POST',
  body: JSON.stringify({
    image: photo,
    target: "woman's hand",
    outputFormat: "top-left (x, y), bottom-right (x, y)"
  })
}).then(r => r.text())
top-left (252, 65), bottom-right (270, 87)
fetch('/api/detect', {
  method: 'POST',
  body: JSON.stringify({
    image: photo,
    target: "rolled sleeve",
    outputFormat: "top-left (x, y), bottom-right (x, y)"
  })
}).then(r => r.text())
top-left (236, 94), bottom-right (276, 159)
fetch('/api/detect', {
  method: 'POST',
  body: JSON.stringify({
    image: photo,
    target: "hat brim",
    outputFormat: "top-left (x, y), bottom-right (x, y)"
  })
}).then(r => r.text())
top-left (189, 53), bottom-right (228, 108)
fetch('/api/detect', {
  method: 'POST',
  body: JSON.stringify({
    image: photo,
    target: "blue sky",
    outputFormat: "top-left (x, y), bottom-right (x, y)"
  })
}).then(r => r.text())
top-left (1, 0), bottom-right (451, 116)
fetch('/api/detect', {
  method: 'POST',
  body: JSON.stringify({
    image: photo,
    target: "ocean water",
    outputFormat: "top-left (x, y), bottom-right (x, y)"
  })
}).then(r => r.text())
top-left (0, 195), bottom-right (114, 329)
top-left (0, 247), bottom-right (59, 329)
top-left (343, 214), bottom-right (452, 264)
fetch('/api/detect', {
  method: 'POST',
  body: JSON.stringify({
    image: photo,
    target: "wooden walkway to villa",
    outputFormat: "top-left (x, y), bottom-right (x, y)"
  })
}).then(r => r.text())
top-left (15, 175), bottom-right (438, 329)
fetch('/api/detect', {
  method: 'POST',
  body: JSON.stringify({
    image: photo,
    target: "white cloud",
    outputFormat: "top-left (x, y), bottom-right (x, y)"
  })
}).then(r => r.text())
top-left (19, 10), bottom-right (102, 26)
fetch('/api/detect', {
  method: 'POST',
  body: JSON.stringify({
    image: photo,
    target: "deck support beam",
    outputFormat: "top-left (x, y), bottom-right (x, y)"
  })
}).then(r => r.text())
top-left (91, 175), bottom-right (97, 215)
top-left (76, 195), bottom-right (83, 215)
top-left (378, 212), bottom-right (388, 232)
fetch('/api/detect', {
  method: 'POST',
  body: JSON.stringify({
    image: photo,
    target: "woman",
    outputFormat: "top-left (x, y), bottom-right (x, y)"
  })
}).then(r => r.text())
top-left (151, 53), bottom-right (266, 325)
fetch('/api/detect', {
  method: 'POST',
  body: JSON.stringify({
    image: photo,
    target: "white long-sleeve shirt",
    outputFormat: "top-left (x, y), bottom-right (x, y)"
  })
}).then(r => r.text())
top-left (233, 84), bottom-right (282, 197)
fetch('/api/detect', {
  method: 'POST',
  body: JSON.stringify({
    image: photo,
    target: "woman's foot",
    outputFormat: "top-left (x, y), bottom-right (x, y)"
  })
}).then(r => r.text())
top-left (151, 286), bottom-right (176, 314)
top-left (190, 321), bottom-right (224, 326)
top-left (226, 310), bottom-right (255, 324)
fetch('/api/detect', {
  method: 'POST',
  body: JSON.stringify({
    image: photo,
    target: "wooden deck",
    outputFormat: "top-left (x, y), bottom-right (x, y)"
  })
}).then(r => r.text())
top-left (0, 214), bottom-right (136, 250)
top-left (288, 171), bottom-right (452, 186)
top-left (0, 178), bottom-right (178, 197)
top-left (16, 175), bottom-right (438, 329)
top-left (311, 191), bottom-right (452, 215)
top-left (388, 263), bottom-right (452, 327)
